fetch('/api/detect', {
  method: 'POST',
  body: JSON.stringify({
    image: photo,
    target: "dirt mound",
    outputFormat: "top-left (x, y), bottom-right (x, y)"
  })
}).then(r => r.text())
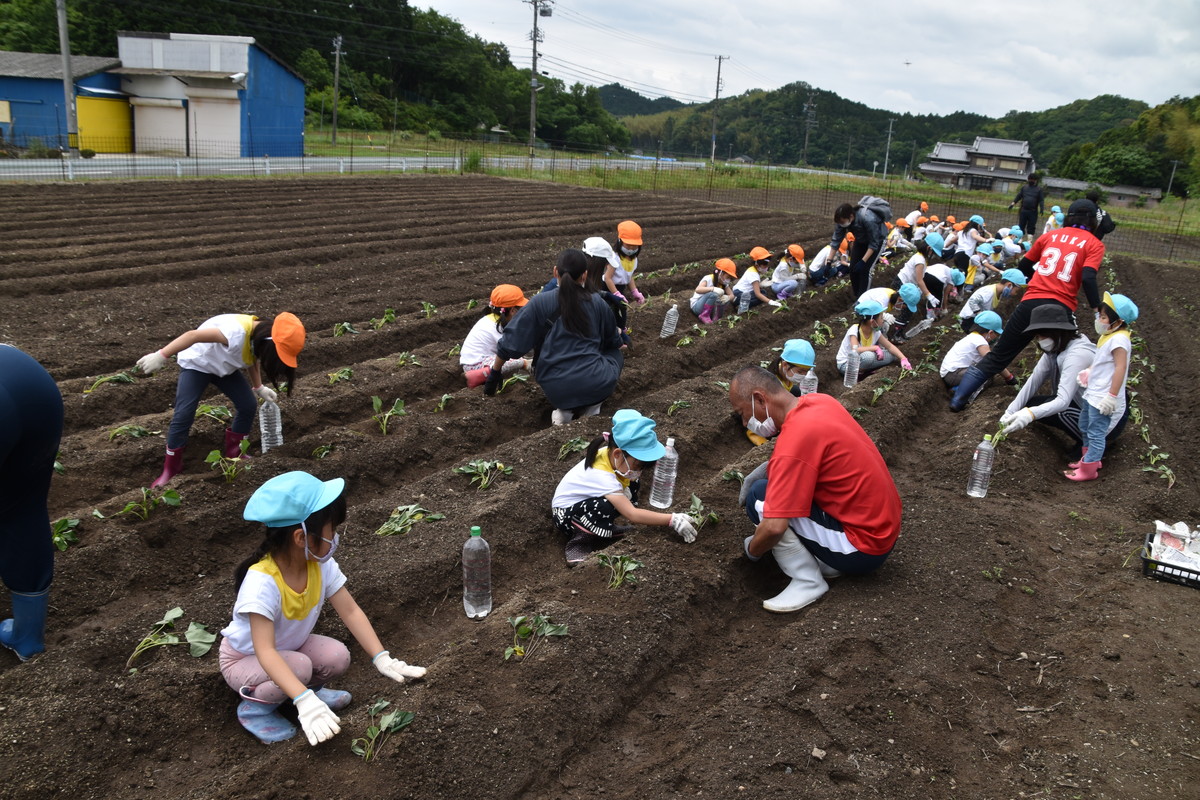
top-left (1, 175), bottom-right (1197, 799)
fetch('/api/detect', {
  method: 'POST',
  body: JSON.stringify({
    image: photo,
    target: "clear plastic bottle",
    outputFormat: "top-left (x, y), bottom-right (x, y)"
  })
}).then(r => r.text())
top-left (843, 349), bottom-right (861, 388)
top-left (966, 434), bottom-right (995, 498)
top-left (462, 526), bottom-right (492, 619)
top-left (799, 369), bottom-right (819, 396)
top-left (259, 400), bottom-right (283, 453)
top-left (738, 291), bottom-right (751, 314)
top-left (659, 303), bottom-right (680, 338)
top-left (797, 267), bottom-right (808, 293)
top-left (649, 437), bottom-right (678, 509)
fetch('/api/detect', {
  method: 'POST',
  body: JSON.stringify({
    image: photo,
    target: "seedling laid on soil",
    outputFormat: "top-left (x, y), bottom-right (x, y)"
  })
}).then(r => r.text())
top-left (772, 300), bottom-right (790, 313)
top-left (396, 351), bottom-right (422, 367)
top-left (690, 324), bottom-right (707, 338)
top-left (420, 301), bottom-right (437, 319)
top-left (195, 404), bottom-right (232, 425)
top-left (435, 393), bottom-right (453, 412)
top-left (109, 425), bottom-right (159, 441)
top-left (446, 344), bottom-right (461, 357)
top-left (333, 321), bottom-right (360, 336)
top-left (205, 439), bottom-right (252, 483)
top-left (557, 436), bottom-right (589, 461)
top-left (312, 444), bottom-right (334, 460)
top-left (466, 298), bottom-right (478, 310)
top-left (675, 336), bottom-right (694, 347)
top-left (667, 400), bottom-right (692, 417)
top-left (712, 380), bottom-right (730, 391)
top-left (53, 453), bottom-right (65, 475)
top-left (504, 614), bottom-right (569, 662)
top-left (126, 606), bottom-right (215, 670)
top-left (350, 699), bottom-right (414, 763)
top-left (721, 470), bottom-right (745, 484)
top-left (454, 459), bottom-right (512, 490)
top-left (499, 373), bottom-right (529, 393)
top-left (114, 488), bottom-right (181, 521)
top-left (869, 378), bottom-right (896, 406)
top-left (51, 518), bottom-right (80, 551)
top-left (686, 494), bottom-right (719, 530)
top-left (371, 397), bottom-right (408, 435)
top-left (374, 504), bottom-right (444, 536)
top-left (721, 315), bottom-right (742, 329)
top-left (328, 367), bottom-right (354, 385)
top-left (596, 553), bottom-right (643, 589)
top-left (85, 372), bottom-right (135, 394)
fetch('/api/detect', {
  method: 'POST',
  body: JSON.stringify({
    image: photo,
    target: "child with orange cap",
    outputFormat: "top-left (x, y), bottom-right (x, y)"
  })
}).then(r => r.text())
top-left (461, 285), bottom-right (532, 387)
top-left (135, 312), bottom-right (306, 488)
top-left (731, 247), bottom-right (784, 312)
top-left (604, 220), bottom-right (647, 304)
top-left (769, 245), bottom-right (806, 300)
top-left (690, 258), bottom-right (737, 323)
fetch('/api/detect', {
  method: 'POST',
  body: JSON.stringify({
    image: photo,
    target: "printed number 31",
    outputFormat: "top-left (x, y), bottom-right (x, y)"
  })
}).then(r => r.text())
top-left (1036, 248), bottom-right (1078, 282)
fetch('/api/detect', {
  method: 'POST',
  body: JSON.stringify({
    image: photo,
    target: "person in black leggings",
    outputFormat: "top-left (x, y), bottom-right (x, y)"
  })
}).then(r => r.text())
top-left (0, 345), bottom-right (64, 661)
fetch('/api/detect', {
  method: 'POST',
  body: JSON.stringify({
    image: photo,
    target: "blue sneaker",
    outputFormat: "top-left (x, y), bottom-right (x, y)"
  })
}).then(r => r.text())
top-left (315, 687), bottom-right (352, 712)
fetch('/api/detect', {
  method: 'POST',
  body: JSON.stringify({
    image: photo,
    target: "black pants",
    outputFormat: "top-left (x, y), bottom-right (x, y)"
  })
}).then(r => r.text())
top-left (1018, 210), bottom-right (1037, 237)
top-left (973, 299), bottom-right (1072, 381)
top-left (849, 242), bottom-right (880, 297)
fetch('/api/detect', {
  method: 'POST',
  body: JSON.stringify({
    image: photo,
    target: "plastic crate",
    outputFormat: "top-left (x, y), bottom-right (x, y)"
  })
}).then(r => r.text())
top-left (1140, 531), bottom-right (1200, 590)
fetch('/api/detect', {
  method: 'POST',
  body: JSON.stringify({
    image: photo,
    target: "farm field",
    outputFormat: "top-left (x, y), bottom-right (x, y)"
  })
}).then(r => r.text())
top-left (0, 174), bottom-right (1197, 800)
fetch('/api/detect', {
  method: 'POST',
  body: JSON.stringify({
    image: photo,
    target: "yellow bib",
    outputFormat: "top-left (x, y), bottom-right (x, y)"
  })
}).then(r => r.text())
top-left (249, 555), bottom-right (322, 621)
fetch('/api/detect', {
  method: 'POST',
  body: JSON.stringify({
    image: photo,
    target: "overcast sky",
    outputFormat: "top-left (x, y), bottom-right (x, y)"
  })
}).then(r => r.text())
top-left (426, 0), bottom-right (1200, 116)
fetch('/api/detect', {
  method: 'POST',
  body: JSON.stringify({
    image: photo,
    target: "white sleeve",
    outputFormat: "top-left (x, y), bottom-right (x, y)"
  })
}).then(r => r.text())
top-left (1006, 353), bottom-right (1054, 416)
top-left (1026, 346), bottom-right (1090, 420)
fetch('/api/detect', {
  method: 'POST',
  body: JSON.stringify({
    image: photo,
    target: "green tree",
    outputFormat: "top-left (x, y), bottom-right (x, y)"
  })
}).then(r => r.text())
top-left (1083, 145), bottom-right (1161, 187)
top-left (294, 48), bottom-right (333, 90)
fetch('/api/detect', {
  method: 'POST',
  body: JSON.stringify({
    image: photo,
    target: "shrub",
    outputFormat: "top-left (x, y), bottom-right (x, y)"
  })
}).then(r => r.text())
top-left (80, 148), bottom-right (96, 159)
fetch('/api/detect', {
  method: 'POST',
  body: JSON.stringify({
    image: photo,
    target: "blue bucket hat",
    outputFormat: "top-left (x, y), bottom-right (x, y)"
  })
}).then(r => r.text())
top-left (949, 268), bottom-right (966, 286)
top-left (854, 298), bottom-right (886, 317)
top-left (1103, 291), bottom-right (1139, 324)
top-left (1000, 268), bottom-right (1027, 286)
top-left (924, 231), bottom-right (945, 256)
top-left (898, 283), bottom-right (921, 313)
top-left (1009, 226), bottom-right (1023, 238)
top-left (611, 409), bottom-right (666, 462)
top-left (973, 310), bottom-right (1004, 334)
top-left (244, 471), bottom-right (345, 528)
top-left (781, 339), bottom-right (816, 368)
top-left (970, 214), bottom-right (985, 226)
top-left (1051, 205), bottom-right (1061, 213)
top-left (977, 242), bottom-right (995, 255)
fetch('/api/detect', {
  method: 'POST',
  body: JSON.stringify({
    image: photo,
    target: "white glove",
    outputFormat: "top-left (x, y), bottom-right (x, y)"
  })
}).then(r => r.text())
top-left (767, 300), bottom-right (782, 307)
top-left (738, 462), bottom-right (769, 508)
top-left (253, 385), bottom-right (278, 403)
top-left (669, 513), bottom-right (698, 543)
top-left (1076, 368), bottom-right (1091, 388)
top-left (743, 535), bottom-right (762, 562)
top-left (926, 294), bottom-right (940, 308)
top-left (1094, 393), bottom-right (1118, 416)
top-left (999, 408), bottom-right (1034, 433)
top-left (882, 312), bottom-right (896, 327)
top-left (293, 689), bottom-right (341, 746)
top-left (373, 650), bottom-right (427, 684)
top-left (136, 351), bottom-right (169, 374)
top-left (710, 287), bottom-right (724, 297)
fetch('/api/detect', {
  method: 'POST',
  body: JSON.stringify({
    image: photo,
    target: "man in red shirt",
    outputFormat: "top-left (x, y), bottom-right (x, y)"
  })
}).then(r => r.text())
top-left (949, 198), bottom-right (1106, 412)
top-left (730, 366), bottom-right (902, 613)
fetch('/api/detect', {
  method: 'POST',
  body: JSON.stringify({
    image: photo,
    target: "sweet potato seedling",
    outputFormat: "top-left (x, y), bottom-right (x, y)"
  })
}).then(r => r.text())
top-left (499, 373), bottom-right (529, 393)
top-left (350, 699), bottom-right (414, 763)
top-left (108, 425), bottom-right (160, 441)
top-left (195, 404), bottom-right (232, 424)
top-left (396, 351), bottom-right (422, 367)
top-left (721, 469), bottom-right (745, 484)
top-left (420, 301), bottom-right (437, 319)
top-left (686, 494), bottom-right (719, 531)
top-left (596, 553), bottom-right (643, 589)
top-left (205, 439), bottom-right (252, 483)
top-left (466, 298), bottom-right (478, 310)
top-left (690, 324), bottom-right (707, 338)
top-left (557, 436), bottom-right (589, 461)
top-left (311, 444), bottom-right (334, 460)
top-left (114, 488), bottom-right (181, 521)
top-left (84, 372), bottom-right (135, 394)
top-left (368, 308), bottom-right (396, 330)
top-left (811, 320), bottom-right (834, 347)
top-left (333, 321), bottom-right (359, 336)
top-left (435, 393), bottom-right (453, 412)
top-left (126, 607), bottom-right (216, 670)
top-left (454, 459), bottom-right (512, 490)
top-left (51, 518), bottom-right (80, 552)
top-left (371, 397), bottom-right (408, 435)
top-left (446, 343), bottom-right (461, 357)
top-left (675, 336), bottom-right (694, 347)
top-left (667, 400), bottom-right (692, 417)
top-left (53, 452), bottom-right (65, 475)
top-left (374, 504), bottom-right (445, 536)
top-left (327, 367), bottom-right (353, 385)
top-left (504, 614), bottom-right (569, 662)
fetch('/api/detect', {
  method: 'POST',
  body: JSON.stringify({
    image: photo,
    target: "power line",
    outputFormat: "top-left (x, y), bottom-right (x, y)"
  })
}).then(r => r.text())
top-left (552, 5), bottom-right (719, 58)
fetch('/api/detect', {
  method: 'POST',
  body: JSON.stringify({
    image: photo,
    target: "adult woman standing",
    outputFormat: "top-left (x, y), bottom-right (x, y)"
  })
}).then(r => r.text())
top-left (485, 249), bottom-right (625, 425)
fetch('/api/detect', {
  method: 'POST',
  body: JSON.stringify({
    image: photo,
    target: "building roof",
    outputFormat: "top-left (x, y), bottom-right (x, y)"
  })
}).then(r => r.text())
top-left (971, 137), bottom-right (1031, 158)
top-left (0, 51), bottom-right (121, 80)
top-left (117, 31), bottom-right (303, 82)
top-left (929, 142), bottom-right (970, 163)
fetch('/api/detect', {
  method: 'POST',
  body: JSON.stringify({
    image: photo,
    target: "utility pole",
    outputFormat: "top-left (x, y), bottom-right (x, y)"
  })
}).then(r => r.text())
top-left (801, 92), bottom-right (816, 165)
top-left (845, 135), bottom-right (852, 171)
top-left (709, 55), bottom-right (727, 164)
top-left (331, 34), bottom-right (343, 146)
top-left (1167, 159), bottom-right (1181, 196)
top-left (55, 0), bottom-right (77, 156)
top-left (526, 0), bottom-right (553, 158)
top-left (882, 118), bottom-right (894, 180)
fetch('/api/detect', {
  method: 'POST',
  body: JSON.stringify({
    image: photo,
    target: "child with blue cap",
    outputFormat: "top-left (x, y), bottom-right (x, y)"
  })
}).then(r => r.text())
top-left (940, 311), bottom-right (1018, 389)
top-left (219, 471), bottom-right (426, 745)
top-left (747, 339), bottom-right (819, 445)
top-left (1067, 292), bottom-right (1139, 481)
top-left (836, 299), bottom-right (912, 378)
top-left (958, 268), bottom-right (1027, 332)
top-left (551, 409), bottom-right (698, 565)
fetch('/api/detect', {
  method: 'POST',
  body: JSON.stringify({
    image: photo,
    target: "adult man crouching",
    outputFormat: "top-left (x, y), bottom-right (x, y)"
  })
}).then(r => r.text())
top-left (729, 366), bottom-right (901, 612)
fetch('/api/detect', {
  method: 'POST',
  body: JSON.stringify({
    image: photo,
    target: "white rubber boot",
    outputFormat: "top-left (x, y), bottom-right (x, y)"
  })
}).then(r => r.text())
top-left (763, 530), bottom-right (829, 613)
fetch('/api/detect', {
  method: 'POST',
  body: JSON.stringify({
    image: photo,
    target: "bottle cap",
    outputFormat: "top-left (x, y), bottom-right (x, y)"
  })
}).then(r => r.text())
top-left (983, 434), bottom-right (992, 442)
top-left (470, 526), bottom-right (481, 536)
top-left (666, 437), bottom-right (675, 446)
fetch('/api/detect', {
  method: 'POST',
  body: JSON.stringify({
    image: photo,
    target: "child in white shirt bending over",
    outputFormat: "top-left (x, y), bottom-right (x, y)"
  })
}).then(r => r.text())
top-left (1066, 292), bottom-right (1138, 482)
top-left (940, 311), bottom-right (1017, 390)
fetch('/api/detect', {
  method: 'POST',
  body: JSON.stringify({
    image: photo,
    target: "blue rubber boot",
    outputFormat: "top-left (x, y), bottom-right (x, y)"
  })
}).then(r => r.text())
top-left (237, 687), bottom-right (298, 744)
top-left (949, 366), bottom-right (988, 412)
top-left (0, 588), bottom-right (49, 661)
top-left (315, 687), bottom-right (352, 712)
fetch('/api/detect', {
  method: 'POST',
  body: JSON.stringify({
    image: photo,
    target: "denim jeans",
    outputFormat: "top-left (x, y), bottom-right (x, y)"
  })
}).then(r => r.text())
top-left (1076, 400), bottom-right (1113, 463)
top-left (167, 368), bottom-right (257, 449)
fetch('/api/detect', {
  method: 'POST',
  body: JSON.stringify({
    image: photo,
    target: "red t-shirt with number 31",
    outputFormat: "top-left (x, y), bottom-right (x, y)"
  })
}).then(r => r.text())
top-left (1022, 228), bottom-right (1106, 310)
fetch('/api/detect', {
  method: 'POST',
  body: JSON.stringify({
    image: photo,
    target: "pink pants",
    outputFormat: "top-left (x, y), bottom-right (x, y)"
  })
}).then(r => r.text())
top-left (219, 635), bottom-right (351, 704)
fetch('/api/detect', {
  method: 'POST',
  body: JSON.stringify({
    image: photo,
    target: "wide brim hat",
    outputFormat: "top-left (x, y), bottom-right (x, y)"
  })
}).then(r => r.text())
top-left (582, 236), bottom-right (620, 269)
top-left (1024, 303), bottom-right (1077, 332)
top-left (271, 312), bottom-right (306, 368)
top-left (244, 471), bottom-right (345, 528)
top-left (611, 409), bottom-right (665, 462)
top-left (781, 338), bottom-right (815, 368)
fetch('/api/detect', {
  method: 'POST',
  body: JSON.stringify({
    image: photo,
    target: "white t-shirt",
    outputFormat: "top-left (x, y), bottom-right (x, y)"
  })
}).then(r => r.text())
top-left (905, 210), bottom-right (922, 226)
top-left (733, 266), bottom-right (762, 295)
top-left (896, 253), bottom-right (927, 285)
top-left (858, 287), bottom-right (896, 310)
top-left (176, 314), bottom-right (257, 377)
top-left (1084, 330), bottom-right (1132, 418)
top-left (690, 274), bottom-right (731, 305)
top-left (772, 262), bottom-right (795, 283)
top-left (940, 332), bottom-right (988, 376)
top-left (552, 447), bottom-right (628, 508)
top-left (460, 313), bottom-right (504, 366)
top-left (959, 284), bottom-right (1001, 320)
top-left (221, 555), bottom-right (348, 654)
top-left (924, 263), bottom-right (953, 286)
top-left (809, 246), bottom-right (835, 274)
top-left (611, 253), bottom-right (638, 287)
top-left (836, 324), bottom-right (881, 368)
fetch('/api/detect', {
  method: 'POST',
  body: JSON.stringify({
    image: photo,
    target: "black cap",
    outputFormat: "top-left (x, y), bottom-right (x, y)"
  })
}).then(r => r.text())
top-left (1024, 303), bottom-right (1077, 332)
top-left (1067, 198), bottom-right (1099, 218)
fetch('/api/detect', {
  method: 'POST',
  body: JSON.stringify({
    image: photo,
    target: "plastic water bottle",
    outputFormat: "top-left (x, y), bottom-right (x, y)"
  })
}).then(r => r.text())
top-left (843, 349), bottom-right (861, 388)
top-left (462, 526), bottom-right (492, 619)
top-left (659, 303), bottom-right (679, 338)
top-left (259, 400), bottom-right (283, 453)
top-left (797, 267), bottom-right (808, 292)
top-left (966, 435), bottom-right (996, 498)
top-left (649, 437), bottom-right (678, 509)
top-left (738, 291), bottom-right (751, 314)
top-left (799, 369), bottom-right (818, 396)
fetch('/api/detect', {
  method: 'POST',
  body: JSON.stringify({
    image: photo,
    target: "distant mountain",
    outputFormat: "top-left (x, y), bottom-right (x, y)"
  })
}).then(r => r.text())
top-left (598, 84), bottom-right (688, 117)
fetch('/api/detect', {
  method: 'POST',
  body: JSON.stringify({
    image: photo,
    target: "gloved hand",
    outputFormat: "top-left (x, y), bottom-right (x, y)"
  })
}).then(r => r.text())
top-left (1094, 393), bottom-right (1118, 416)
top-left (738, 462), bottom-right (770, 508)
top-left (669, 513), bottom-right (698, 543)
top-left (743, 535), bottom-right (762, 562)
top-left (136, 351), bottom-right (169, 374)
top-left (711, 287), bottom-right (724, 297)
top-left (482, 368), bottom-right (503, 397)
top-left (630, 289), bottom-right (645, 304)
top-left (926, 293), bottom-right (941, 308)
top-left (253, 385), bottom-right (278, 404)
top-left (293, 689), bottom-right (341, 746)
top-left (999, 408), bottom-right (1035, 432)
top-left (767, 300), bottom-right (782, 308)
top-left (872, 346), bottom-right (885, 360)
top-left (882, 312), bottom-right (896, 327)
top-left (373, 650), bottom-right (427, 684)
top-left (900, 357), bottom-right (912, 371)
top-left (1005, 374), bottom-right (1020, 387)
top-left (1076, 368), bottom-right (1091, 388)
top-left (611, 291), bottom-right (627, 303)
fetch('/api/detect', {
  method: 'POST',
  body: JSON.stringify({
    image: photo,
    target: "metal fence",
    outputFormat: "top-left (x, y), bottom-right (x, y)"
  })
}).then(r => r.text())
top-left (1, 133), bottom-right (1194, 263)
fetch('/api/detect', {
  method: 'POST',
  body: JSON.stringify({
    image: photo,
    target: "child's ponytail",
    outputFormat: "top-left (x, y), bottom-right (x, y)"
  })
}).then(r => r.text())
top-left (583, 431), bottom-right (612, 471)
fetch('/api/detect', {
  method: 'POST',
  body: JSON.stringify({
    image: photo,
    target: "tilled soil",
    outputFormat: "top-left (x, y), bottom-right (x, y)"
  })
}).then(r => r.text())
top-left (0, 174), bottom-right (1197, 800)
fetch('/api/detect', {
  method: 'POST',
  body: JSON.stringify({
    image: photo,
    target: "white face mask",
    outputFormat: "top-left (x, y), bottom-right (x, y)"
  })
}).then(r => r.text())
top-left (620, 245), bottom-right (638, 256)
top-left (1094, 318), bottom-right (1111, 336)
top-left (303, 523), bottom-right (339, 564)
top-left (612, 451), bottom-right (642, 482)
top-left (746, 395), bottom-right (779, 439)
top-left (783, 367), bottom-right (808, 384)
top-left (1037, 337), bottom-right (1056, 353)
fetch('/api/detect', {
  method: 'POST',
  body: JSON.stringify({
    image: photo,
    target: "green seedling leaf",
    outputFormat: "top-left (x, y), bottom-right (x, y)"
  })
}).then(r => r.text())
top-left (557, 436), bottom-right (589, 461)
top-left (51, 518), bottom-right (81, 551)
top-left (84, 372), bottom-right (136, 394)
top-left (499, 373), bottom-right (529, 393)
top-left (185, 621), bottom-right (217, 657)
top-left (667, 400), bottom-right (692, 417)
top-left (333, 321), bottom-right (359, 336)
top-left (375, 504), bottom-right (444, 536)
top-left (327, 367), bottom-right (354, 385)
top-left (454, 459), bottom-right (512, 490)
top-left (109, 425), bottom-right (160, 441)
top-left (312, 444), bottom-right (334, 459)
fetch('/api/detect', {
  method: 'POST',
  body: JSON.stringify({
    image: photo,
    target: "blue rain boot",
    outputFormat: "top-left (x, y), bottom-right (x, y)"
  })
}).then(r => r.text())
top-left (314, 687), bottom-right (352, 712)
top-left (0, 588), bottom-right (49, 661)
top-left (237, 687), bottom-right (298, 744)
top-left (949, 366), bottom-right (989, 412)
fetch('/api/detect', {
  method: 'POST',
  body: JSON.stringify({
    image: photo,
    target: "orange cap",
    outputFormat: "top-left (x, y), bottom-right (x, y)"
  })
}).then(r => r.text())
top-left (928, 215), bottom-right (939, 222)
top-left (895, 218), bottom-right (911, 228)
top-left (846, 232), bottom-right (856, 242)
top-left (270, 312), bottom-right (306, 368)
top-left (787, 244), bottom-right (805, 261)
top-left (749, 246), bottom-right (771, 262)
top-left (953, 221), bottom-right (967, 231)
top-left (917, 216), bottom-right (929, 225)
top-left (838, 239), bottom-right (849, 254)
top-left (920, 201), bottom-right (929, 212)
top-left (617, 220), bottom-right (643, 246)
top-left (946, 215), bottom-right (956, 224)
top-left (490, 284), bottom-right (528, 309)
top-left (715, 258), bottom-right (737, 277)
top-left (885, 221), bottom-right (894, 230)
